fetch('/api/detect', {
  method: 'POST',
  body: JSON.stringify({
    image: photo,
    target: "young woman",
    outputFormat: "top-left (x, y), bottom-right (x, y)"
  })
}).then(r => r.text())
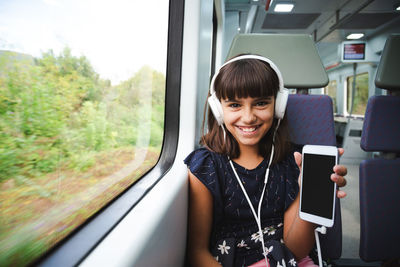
top-left (184, 55), bottom-right (347, 267)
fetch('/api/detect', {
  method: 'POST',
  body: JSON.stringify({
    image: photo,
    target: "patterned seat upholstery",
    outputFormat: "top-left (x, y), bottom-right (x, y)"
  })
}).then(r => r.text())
top-left (286, 94), bottom-right (342, 260)
top-left (287, 94), bottom-right (336, 146)
top-left (359, 34), bottom-right (400, 262)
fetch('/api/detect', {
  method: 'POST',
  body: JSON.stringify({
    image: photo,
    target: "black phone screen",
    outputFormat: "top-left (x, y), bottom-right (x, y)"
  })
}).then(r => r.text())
top-left (301, 153), bottom-right (336, 219)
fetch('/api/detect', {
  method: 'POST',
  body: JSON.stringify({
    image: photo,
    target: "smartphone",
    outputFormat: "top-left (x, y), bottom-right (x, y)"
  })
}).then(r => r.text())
top-left (299, 145), bottom-right (338, 227)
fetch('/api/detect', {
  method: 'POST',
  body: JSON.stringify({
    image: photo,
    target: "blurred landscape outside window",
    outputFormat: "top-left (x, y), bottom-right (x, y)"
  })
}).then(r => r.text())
top-left (346, 72), bottom-right (369, 116)
top-left (0, 0), bottom-right (169, 266)
top-left (325, 80), bottom-right (337, 114)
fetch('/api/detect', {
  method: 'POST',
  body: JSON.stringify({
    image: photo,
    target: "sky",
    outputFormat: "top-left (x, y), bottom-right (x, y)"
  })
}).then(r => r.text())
top-left (0, 0), bottom-right (169, 85)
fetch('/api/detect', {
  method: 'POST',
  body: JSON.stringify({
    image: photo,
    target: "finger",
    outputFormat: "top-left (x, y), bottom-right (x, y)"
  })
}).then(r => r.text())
top-left (336, 190), bottom-right (347, 199)
top-left (338, 148), bottom-right (344, 157)
top-left (333, 165), bottom-right (347, 176)
top-left (293, 152), bottom-right (302, 169)
top-left (331, 173), bottom-right (347, 187)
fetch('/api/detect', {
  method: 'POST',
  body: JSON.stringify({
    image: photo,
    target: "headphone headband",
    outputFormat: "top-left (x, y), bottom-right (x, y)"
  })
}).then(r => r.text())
top-left (209, 55), bottom-right (284, 96)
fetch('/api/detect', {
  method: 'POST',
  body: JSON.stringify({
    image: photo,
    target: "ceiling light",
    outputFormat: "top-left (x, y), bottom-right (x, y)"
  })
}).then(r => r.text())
top-left (274, 3), bottom-right (294, 12)
top-left (346, 33), bottom-right (364, 40)
top-left (396, 5), bottom-right (400, 11)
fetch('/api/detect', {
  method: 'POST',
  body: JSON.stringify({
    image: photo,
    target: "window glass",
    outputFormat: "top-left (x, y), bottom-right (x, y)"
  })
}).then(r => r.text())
top-left (0, 1), bottom-right (169, 266)
top-left (346, 72), bottom-right (369, 115)
top-left (325, 80), bottom-right (337, 113)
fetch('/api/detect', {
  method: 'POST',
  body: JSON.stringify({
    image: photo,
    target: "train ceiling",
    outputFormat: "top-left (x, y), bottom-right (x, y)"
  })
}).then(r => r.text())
top-left (225, 0), bottom-right (400, 43)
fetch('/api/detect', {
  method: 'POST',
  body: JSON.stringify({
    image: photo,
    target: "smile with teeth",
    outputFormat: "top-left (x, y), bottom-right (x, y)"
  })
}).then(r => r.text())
top-left (237, 125), bottom-right (259, 133)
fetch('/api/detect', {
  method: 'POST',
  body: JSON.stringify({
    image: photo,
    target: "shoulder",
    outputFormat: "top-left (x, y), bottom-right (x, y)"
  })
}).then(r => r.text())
top-left (184, 147), bottom-right (227, 183)
top-left (184, 147), bottom-right (225, 170)
top-left (184, 147), bottom-right (211, 162)
top-left (185, 147), bottom-right (226, 202)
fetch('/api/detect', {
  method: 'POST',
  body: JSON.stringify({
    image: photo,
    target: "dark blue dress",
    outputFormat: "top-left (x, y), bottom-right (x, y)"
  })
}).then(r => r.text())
top-left (184, 147), bottom-right (300, 267)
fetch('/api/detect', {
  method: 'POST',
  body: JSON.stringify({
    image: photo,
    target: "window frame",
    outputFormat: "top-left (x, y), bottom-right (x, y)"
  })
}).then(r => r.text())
top-left (34, 0), bottom-right (184, 265)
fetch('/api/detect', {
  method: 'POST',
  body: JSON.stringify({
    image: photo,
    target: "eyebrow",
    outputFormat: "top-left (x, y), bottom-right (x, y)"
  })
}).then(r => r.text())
top-left (224, 96), bottom-right (273, 101)
top-left (255, 96), bottom-right (273, 101)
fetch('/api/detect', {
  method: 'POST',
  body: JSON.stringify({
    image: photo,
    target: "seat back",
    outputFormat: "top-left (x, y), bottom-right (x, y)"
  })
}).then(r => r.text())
top-left (227, 34), bottom-right (342, 259)
top-left (286, 94), bottom-right (336, 146)
top-left (286, 94), bottom-right (342, 260)
top-left (359, 34), bottom-right (400, 262)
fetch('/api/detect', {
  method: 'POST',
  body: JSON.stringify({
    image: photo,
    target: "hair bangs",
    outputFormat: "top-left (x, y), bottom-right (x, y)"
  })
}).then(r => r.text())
top-left (216, 60), bottom-right (279, 101)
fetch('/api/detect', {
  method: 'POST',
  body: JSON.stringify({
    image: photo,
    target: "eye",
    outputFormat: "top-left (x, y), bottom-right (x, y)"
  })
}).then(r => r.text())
top-left (229, 103), bottom-right (241, 108)
top-left (255, 99), bottom-right (272, 107)
top-left (255, 101), bottom-right (268, 106)
top-left (254, 97), bottom-right (273, 106)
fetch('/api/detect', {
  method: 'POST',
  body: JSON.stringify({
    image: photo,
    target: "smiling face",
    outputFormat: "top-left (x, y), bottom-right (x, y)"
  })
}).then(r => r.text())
top-left (222, 96), bottom-right (275, 152)
top-left (203, 57), bottom-right (281, 159)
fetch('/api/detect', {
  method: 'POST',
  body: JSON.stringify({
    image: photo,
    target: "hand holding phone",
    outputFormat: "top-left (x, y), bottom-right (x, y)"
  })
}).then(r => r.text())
top-left (299, 145), bottom-right (338, 227)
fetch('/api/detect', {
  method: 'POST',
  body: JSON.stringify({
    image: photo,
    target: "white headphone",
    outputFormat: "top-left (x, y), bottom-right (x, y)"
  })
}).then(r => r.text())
top-left (208, 55), bottom-right (289, 125)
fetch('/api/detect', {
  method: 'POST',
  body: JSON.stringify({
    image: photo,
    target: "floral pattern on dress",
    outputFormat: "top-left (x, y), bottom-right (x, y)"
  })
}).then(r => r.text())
top-left (211, 224), bottom-right (297, 267)
top-left (218, 240), bottom-right (231, 255)
top-left (237, 240), bottom-right (250, 249)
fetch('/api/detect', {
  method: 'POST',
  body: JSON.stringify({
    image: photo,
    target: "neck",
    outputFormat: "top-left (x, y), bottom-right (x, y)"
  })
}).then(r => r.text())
top-left (233, 145), bottom-right (263, 169)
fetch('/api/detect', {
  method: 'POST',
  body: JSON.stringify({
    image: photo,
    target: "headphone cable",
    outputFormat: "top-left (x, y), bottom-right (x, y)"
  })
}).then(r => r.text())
top-left (228, 119), bottom-right (282, 266)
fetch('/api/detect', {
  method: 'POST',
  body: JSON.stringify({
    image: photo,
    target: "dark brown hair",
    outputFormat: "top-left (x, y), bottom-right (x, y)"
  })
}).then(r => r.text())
top-left (200, 56), bottom-right (291, 164)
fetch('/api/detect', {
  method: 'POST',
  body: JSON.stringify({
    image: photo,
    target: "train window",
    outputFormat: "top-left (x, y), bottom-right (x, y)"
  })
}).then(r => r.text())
top-left (325, 80), bottom-right (338, 113)
top-left (346, 72), bottom-right (369, 116)
top-left (0, 1), bottom-right (169, 266)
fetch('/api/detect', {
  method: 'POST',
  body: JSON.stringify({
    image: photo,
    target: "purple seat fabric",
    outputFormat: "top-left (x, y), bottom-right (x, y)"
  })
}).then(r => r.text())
top-left (360, 95), bottom-right (400, 152)
top-left (359, 159), bottom-right (400, 261)
top-left (359, 95), bottom-right (400, 262)
top-left (359, 34), bottom-right (400, 262)
top-left (286, 94), bottom-right (341, 259)
top-left (286, 94), bottom-right (336, 146)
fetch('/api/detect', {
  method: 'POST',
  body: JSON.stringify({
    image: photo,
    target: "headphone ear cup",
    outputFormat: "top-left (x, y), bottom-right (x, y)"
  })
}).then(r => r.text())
top-left (274, 88), bottom-right (289, 119)
top-left (208, 93), bottom-right (224, 125)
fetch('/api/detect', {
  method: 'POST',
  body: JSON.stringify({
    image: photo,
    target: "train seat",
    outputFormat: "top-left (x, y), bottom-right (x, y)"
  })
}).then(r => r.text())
top-left (286, 94), bottom-right (342, 260)
top-left (227, 34), bottom-right (342, 260)
top-left (286, 94), bottom-right (336, 147)
top-left (359, 34), bottom-right (400, 263)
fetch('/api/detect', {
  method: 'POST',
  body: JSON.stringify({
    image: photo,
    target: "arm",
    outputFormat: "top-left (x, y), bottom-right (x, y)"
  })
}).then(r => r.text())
top-left (283, 192), bottom-right (316, 260)
top-left (283, 149), bottom-right (348, 260)
top-left (187, 171), bottom-right (221, 267)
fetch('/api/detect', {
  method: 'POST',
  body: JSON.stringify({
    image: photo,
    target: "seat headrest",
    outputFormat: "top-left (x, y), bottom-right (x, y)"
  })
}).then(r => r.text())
top-left (226, 34), bottom-right (328, 89)
top-left (375, 34), bottom-right (400, 91)
top-left (286, 95), bottom-right (336, 146)
top-left (361, 95), bottom-right (400, 152)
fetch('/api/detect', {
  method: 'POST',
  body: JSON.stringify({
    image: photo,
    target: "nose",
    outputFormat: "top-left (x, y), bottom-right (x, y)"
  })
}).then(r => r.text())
top-left (242, 106), bottom-right (256, 124)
